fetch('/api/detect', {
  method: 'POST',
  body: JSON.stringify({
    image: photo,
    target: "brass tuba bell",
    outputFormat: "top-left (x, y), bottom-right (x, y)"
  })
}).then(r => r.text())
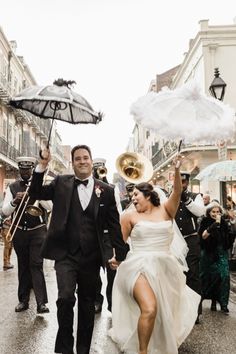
top-left (116, 152), bottom-right (153, 183)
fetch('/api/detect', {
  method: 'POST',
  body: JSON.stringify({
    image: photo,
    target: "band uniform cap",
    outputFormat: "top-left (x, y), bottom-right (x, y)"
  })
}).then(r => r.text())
top-left (180, 171), bottom-right (190, 180)
top-left (125, 182), bottom-right (135, 192)
top-left (93, 158), bottom-right (106, 166)
top-left (16, 156), bottom-right (36, 169)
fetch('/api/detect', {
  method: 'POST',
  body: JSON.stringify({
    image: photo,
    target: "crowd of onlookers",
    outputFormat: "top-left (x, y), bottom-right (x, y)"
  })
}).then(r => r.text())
top-left (201, 193), bottom-right (236, 260)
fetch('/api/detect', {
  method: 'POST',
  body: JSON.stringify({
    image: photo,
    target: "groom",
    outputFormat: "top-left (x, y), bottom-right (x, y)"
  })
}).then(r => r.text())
top-left (29, 145), bottom-right (127, 354)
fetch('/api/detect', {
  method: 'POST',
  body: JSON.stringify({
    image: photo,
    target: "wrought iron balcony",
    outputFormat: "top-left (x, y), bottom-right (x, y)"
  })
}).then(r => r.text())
top-left (0, 136), bottom-right (21, 162)
top-left (0, 73), bottom-right (11, 102)
top-left (152, 141), bottom-right (178, 169)
top-left (151, 141), bottom-right (219, 170)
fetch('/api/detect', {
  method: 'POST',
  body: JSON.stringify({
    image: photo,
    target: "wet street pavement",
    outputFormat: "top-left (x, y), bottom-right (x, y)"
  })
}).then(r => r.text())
top-left (0, 245), bottom-right (236, 354)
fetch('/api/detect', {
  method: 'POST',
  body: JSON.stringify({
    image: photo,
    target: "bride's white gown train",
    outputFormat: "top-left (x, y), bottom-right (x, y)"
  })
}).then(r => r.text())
top-left (109, 220), bottom-right (200, 354)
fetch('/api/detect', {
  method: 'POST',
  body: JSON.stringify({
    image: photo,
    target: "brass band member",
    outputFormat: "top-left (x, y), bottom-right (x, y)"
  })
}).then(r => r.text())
top-left (2, 156), bottom-right (50, 314)
top-left (93, 158), bottom-right (123, 314)
top-left (0, 207), bottom-right (14, 270)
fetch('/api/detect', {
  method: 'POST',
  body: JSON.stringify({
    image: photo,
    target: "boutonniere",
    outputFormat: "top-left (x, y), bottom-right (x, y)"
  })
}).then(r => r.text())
top-left (95, 185), bottom-right (103, 198)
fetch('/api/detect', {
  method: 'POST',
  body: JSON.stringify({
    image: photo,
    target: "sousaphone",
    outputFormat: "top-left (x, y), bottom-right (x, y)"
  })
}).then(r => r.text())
top-left (116, 152), bottom-right (153, 184)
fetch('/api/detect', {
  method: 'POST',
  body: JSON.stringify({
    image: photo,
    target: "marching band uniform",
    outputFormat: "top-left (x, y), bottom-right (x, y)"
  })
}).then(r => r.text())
top-left (175, 172), bottom-right (205, 322)
top-left (93, 158), bottom-right (122, 313)
top-left (2, 157), bottom-right (50, 314)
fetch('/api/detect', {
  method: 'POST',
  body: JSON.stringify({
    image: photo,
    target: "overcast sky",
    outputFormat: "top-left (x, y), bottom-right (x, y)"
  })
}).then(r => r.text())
top-left (0, 0), bottom-right (235, 178)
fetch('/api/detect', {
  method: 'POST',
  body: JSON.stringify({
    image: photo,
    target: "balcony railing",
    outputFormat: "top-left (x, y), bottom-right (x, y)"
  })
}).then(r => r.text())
top-left (0, 136), bottom-right (21, 162)
top-left (151, 141), bottom-right (217, 170)
top-left (0, 73), bottom-right (11, 101)
top-left (152, 141), bottom-right (178, 169)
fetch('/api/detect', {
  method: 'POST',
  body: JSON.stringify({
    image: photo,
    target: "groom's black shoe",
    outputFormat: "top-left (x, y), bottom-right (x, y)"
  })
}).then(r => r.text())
top-left (37, 303), bottom-right (50, 314)
top-left (195, 315), bottom-right (200, 324)
top-left (15, 302), bottom-right (29, 312)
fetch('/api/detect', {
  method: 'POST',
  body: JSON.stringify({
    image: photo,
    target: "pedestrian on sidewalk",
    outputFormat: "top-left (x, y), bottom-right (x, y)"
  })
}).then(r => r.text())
top-left (29, 145), bottom-right (127, 354)
top-left (198, 202), bottom-right (234, 314)
top-left (0, 211), bottom-right (14, 271)
top-left (2, 156), bottom-right (50, 314)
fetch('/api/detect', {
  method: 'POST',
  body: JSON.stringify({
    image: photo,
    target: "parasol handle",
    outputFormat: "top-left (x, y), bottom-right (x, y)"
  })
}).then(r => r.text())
top-left (39, 119), bottom-right (53, 159)
top-left (175, 140), bottom-right (183, 169)
top-left (178, 139), bottom-right (183, 153)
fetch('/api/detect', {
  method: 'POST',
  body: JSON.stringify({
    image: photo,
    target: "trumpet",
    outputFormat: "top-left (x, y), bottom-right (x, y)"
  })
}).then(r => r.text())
top-left (97, 166), bottom-right (107, 179)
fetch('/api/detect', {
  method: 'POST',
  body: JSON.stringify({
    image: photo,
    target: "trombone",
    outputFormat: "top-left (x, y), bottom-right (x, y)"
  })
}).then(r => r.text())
top-left (5, 175), bottom-right (49, 242)
top-left (6, 185), bottom-right (31, 242)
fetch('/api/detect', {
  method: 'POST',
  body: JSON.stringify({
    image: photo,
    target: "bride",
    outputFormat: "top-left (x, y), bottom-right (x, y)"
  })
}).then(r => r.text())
top-left (109, 156), bottom-right (200, 354)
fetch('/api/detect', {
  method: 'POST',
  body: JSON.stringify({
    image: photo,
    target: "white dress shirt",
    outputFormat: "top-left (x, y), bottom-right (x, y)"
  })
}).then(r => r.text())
top-left (75, 176), bottom-right (94, 210)
top-left (35, 165), bottom-right (94, 210)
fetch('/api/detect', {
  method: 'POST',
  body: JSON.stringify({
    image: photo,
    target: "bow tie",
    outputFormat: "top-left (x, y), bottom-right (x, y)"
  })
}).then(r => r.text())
top-left (74, 179), bottom-right (89, 187)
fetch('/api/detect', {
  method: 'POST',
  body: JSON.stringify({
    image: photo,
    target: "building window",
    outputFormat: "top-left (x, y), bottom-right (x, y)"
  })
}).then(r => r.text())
top-left (2, 115), bottom-right (7, 139)
top-left (8, 123), bottom-right (13, 145)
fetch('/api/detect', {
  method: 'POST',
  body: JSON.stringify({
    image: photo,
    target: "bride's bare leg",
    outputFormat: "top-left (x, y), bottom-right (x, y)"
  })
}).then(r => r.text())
top-left (133, 274), bottom-right (157, 354)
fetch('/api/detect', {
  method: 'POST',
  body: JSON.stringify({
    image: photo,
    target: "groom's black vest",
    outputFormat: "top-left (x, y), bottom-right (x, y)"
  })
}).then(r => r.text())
top-left (66, 185), bottom-right (100, 255)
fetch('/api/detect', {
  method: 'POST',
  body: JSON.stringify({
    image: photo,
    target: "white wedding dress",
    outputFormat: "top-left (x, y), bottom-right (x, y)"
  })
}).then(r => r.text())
top-left (109, 220), bottom-right (200, 354)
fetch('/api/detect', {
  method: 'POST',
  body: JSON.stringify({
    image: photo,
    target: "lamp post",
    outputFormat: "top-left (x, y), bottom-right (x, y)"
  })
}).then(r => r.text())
top-left (209, 68), bottom-right (228, 207)
top-left (209, 67), bottom-right (227, 101)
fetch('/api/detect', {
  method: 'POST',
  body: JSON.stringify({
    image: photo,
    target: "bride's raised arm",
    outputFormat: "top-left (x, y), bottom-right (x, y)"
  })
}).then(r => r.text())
top-left (164, 156), bottom-right (182, 218)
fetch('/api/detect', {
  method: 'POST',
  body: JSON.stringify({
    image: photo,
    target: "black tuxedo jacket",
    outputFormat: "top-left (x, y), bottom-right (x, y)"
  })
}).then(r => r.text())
top-left (29, 172), bottom-right (127, 265)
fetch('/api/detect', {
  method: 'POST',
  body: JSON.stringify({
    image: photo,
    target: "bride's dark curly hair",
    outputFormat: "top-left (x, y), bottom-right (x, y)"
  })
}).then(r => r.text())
top-left (135, 182), bottom-right (160, 206)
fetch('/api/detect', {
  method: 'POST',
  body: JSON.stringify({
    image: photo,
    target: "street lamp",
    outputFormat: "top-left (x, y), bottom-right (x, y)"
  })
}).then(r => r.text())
top-left (209, 68), bottom-right (228, 209)
top-left (209, 68), bottom-right (227, 101)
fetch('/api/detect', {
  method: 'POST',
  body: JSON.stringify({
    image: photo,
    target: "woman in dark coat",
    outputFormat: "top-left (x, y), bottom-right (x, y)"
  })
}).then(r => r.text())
top-left (198, 202), bottom-right (234, 314)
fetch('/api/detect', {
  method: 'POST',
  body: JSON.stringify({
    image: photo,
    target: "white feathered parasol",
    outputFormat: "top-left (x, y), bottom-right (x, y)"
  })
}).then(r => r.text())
top-left (130, 80), bottom-right (235, 144)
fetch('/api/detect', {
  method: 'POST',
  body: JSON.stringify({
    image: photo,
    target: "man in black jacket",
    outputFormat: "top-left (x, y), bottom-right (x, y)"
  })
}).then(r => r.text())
top-left (29, 145), bottom-right (127, 354)
top-left (175, 171), bottom-right (205, 323)
top-left (2, 157), bottom-right (49, 314)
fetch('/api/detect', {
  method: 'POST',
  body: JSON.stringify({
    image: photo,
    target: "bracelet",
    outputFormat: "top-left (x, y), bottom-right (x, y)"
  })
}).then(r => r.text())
top-left (10, 201), bottom-right (17, 207)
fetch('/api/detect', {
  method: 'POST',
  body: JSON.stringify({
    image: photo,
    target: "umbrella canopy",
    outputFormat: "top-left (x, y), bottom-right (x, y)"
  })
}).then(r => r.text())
top-left (9, 79), bottom-right (102, 124)
top-left (130, 80), bottom-right (235, 144)
top-left (195, 160), bottom-right (236, 182)
top-left (9, 79), bottom-right (103, 147)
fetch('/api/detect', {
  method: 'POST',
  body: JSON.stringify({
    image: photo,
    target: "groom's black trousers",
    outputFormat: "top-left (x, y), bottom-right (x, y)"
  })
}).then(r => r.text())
top-left (54, 254), bottom-right (101, 354)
